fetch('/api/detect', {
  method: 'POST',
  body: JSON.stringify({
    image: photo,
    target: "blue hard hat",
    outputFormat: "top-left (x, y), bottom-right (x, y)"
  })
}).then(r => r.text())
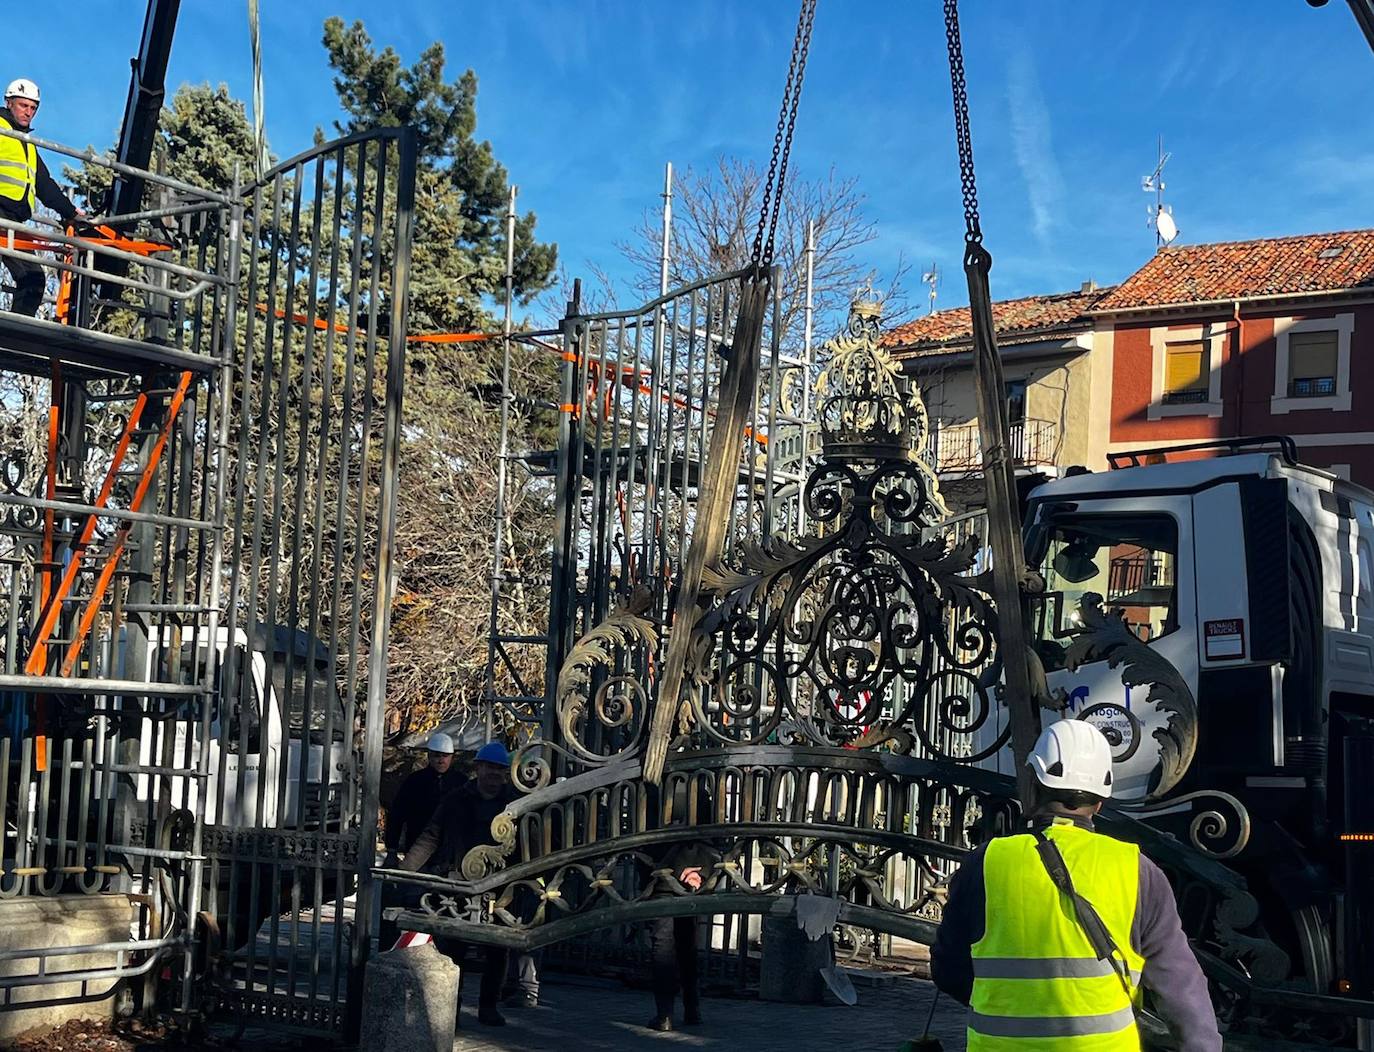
top-left (474, 741), bottom-right (511, 767)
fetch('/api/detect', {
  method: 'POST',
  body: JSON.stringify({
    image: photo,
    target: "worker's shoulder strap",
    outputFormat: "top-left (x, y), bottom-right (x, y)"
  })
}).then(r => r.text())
top-left (1032, 830), bottom-right (1136, 1002)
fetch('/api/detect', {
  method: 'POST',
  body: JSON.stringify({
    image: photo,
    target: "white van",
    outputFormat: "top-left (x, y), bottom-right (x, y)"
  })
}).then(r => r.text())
top-left (104, 624), bottom-right (353, 830)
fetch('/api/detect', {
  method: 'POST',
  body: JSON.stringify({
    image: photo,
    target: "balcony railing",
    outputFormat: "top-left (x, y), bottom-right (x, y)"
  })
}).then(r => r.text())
top-left (1289, 376), bottom-right (1336, 398)
top-left (924, 417), bottom-right (1060, 475)
top-left (1162, 388), bottom-right (1209, 405)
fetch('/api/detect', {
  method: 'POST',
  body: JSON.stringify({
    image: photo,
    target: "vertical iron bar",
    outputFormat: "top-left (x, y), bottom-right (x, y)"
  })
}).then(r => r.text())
top-left (303, 146), bottom-right (348, 1007)
top-left (798, 220), bottom-right (815, 535)
top-left (350, 126), bottom-right (415, 1039)
top-left (484, 186), bottom-right (519, 738)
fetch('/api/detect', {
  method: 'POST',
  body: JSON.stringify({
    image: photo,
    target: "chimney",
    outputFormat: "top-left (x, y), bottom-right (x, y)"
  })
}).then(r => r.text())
top-left (1079, 280), bottom-right (1097, 294)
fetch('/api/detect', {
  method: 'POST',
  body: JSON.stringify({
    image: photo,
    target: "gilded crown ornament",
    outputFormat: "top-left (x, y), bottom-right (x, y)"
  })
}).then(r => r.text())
top-left (816, 291), bottom-right (932, 463)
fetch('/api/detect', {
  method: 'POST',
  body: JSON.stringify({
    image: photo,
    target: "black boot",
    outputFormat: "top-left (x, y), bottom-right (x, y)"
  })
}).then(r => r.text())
top-left (478, 1005), bottom-right (507, 1026)
top-left (645, 1015), bottom-right (673, 1032)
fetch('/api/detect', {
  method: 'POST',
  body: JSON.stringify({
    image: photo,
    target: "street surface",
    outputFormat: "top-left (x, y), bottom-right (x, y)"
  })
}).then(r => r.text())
top-left (450, 973), bottom-right (966, 1052)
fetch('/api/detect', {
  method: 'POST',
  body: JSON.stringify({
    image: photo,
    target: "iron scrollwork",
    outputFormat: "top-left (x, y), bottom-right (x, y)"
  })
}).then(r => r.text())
top-left (1057, 593), bottom-right (1199, 799)
top-left (681, 298), bottom-right (999, 762)
top-left (510, 585), bottom-right (659, 790)
top-left (536, 297), bottom-right (1004, 776)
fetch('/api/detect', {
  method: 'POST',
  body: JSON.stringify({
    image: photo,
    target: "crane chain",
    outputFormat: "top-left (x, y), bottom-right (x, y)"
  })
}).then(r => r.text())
top-left (750, 0), bottom-right (818, 271)
top-left (942, 0), bottom-right (984, 253)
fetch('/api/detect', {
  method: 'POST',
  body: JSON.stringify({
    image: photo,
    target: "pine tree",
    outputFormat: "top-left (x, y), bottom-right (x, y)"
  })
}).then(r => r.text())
top-left (320, 20), bottom-right (559, 739)
top-left (65, 83), bottom-right (261, 207)
top-left (321, 17), bottom-right (556, 333)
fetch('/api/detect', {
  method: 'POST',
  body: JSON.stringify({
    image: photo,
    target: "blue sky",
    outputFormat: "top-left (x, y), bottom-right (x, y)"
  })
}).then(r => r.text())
top-left (20, 1), bottom-right (1374, 320)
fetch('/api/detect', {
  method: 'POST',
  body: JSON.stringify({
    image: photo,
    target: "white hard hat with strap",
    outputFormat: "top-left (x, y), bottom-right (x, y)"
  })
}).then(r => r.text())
top-left (4, 79), bottom-right (39, 104)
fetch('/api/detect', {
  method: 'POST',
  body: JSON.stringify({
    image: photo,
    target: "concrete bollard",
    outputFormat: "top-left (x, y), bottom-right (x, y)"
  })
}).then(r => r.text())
top-left (759, 913), bottom-right (833, 1003)
top-left (359, 941), bottom-right (461, 1051)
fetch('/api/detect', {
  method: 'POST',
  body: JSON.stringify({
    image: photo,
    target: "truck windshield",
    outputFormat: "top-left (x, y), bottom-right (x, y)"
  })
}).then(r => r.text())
top-left (1029, 513), bottom-right (1179, 670)
top-left (270, 660), bottom-right (348, 738)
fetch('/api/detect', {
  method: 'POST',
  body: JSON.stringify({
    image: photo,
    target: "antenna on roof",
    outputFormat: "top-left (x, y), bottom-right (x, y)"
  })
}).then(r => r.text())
top-left (1141, 135), bottom-right (1178, 248)
top-left (920, 262), bottom-right (941, 314)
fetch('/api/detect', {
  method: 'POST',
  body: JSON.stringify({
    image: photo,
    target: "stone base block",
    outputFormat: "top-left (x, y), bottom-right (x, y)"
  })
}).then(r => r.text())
top-left (359, 941), bottom-right (460, 1052)
top-left (0, 894), bottom-right (134, 1044)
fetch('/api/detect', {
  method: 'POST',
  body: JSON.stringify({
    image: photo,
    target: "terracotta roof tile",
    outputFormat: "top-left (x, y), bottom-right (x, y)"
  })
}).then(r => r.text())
top-left (882, 286), bottom-right (1111, 356)
top-left (1093, 228), bottom-right (1374, 312)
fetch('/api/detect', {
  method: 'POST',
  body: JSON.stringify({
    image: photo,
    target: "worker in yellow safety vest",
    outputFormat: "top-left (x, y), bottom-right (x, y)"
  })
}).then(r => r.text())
top-left (932, 720), bottom-right (1222, 1050)
top-left (0, 78), bottom-right (82, 316)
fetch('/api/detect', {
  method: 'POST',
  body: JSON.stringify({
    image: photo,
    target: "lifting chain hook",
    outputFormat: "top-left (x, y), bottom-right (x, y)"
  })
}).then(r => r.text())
top-left (942, 0), bottom-right (984, 253)
top-left (750, 0), bottom-right (818, 272)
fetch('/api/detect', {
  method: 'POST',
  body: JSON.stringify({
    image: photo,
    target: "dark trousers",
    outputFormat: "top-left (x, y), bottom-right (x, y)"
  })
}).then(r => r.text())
top-left (435, 937), bottom-right (508, 1013)
top-left (3, 253), bottom-right (44, 316)
top-left (649, 916), bottom-right (699, 1019)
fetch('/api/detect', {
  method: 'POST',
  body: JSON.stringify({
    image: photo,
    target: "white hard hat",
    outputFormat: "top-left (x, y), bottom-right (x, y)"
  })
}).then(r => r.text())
top-left (4, 79), bottom-right (39, 104)
top-left (425, 731), bottom-right (455, 754)
top-left (1028, 719), bottom-right (1114, 799)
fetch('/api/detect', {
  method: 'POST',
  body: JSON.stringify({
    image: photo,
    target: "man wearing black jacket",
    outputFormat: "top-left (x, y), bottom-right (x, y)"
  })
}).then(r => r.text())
top-left (384, 731), bottom-right (463, 861)
top-left (402, 740), bottom-right (518, 1027)
top-left (643, 779), bottom-right (719, 1033)
top-left (0, 79), bottom-right (82, 317)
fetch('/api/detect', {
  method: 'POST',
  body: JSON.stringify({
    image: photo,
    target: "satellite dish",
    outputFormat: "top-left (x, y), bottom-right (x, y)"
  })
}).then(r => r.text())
top-left (1155, 208), bottom-right (1178, 245)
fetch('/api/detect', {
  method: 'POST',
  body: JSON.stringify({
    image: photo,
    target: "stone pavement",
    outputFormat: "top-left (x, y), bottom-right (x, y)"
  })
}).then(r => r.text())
top-left (450, 973), bottom-right (967, 1052)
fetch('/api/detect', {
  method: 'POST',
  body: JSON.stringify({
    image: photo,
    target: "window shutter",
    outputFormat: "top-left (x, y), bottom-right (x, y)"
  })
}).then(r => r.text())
top-left (1164, 342), bottom-right (1206, 392)
top-left (1288, 330), bottom-right (1338, 380)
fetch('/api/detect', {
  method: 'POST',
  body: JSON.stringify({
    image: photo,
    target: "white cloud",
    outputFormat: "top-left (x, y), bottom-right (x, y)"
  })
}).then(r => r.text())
top-left (1006, 47), bottom-right (1064, 249)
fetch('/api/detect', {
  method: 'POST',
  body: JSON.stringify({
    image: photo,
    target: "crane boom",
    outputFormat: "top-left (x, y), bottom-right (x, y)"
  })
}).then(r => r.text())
top-left (106, 0), bottom-right (181, 218)
top-left (1351, 0), bottom-right (1374, 54)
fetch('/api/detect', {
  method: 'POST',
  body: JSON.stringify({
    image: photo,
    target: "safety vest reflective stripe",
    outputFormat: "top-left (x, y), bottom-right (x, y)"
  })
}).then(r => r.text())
top-left (972, 956), bottom-right (1142, 983)
top-left (970, 1005), bottom-right (1137, 1039)
top-left (0, 173), bottom-right (28, 187)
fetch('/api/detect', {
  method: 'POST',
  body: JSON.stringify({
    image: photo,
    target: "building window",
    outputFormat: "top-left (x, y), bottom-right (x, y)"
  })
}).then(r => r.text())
top-left (1286, 330), bottom-right (1338, 398)
top-left (1272, 313), bottom-right (1353, 414)
top-left (1005, 378), bottom-right (1027, 423)
top-left (1162, 340), bottom-right (1208, 404)
top-left (1148, 323), bottom-right (1224, 420)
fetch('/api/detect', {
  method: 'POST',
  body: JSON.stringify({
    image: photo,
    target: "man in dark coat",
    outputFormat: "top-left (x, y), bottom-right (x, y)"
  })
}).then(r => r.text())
top-left (643, 778), bottom-right (720, 1033)
top-left (402, 740), bottom-right (518, 1027)
top-left (384, 731), bottom-right (463, 861)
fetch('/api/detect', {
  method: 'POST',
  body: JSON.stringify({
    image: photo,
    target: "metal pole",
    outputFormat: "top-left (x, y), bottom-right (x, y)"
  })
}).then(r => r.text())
top-left (483, 186), bottom-right (518, 745)
top-left (660, 162), bottom-right (673, 297)
top-left (797, 219), bottom-right (815, 535)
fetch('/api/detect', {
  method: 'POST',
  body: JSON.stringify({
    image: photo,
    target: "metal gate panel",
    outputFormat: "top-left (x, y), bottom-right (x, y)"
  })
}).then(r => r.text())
top-left (203, 127), bottom-right (414, 1034)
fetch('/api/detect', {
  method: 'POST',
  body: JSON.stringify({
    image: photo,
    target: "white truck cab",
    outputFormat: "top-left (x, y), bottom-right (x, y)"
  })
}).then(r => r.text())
top-left (104, 624), bottom-right (352, 829)
top-left (1011, 449), bottom-right (1374, 802)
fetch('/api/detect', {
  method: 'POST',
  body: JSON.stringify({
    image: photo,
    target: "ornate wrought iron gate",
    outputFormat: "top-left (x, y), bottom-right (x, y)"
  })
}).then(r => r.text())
top-left (200, 127), bottom-right (414, 1033)
top-left (0, 126), bottom-right (414, 1038)
top-left (487, 269), bottom-right (817, 749)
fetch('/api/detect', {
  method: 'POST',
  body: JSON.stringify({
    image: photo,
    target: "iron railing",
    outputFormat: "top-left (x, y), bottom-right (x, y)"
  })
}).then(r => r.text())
top-left (0, 127), bottom-right (237, 372)
top-left (927, 417), bottom-right (1058, 475)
